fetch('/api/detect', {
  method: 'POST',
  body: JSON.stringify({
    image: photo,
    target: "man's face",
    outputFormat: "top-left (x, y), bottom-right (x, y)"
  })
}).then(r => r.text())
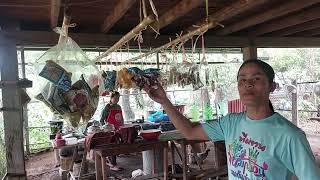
top-left (237, 63), bottom-right (274, 107)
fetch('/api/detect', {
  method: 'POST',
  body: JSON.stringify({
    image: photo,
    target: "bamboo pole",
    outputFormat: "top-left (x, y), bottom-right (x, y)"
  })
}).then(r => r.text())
top-left (95, 15), bottom-right (155, 62)
top-left (58, 13), bottom-right (71, 44)
top-left (123, 21), bottom-right (218, 63)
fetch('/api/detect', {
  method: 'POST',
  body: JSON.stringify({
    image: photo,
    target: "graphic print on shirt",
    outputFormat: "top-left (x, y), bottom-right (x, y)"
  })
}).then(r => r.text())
top-left (228, 132), bottom-right (269, 180)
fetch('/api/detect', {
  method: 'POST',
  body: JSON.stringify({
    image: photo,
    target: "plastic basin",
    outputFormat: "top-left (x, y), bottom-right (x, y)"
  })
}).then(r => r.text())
top-left (139, 129), bottom-right (161, 140)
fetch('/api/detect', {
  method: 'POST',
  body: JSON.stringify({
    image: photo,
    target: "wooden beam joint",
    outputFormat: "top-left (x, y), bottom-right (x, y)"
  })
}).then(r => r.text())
top-left (101, 0), bottom-right (136, 33)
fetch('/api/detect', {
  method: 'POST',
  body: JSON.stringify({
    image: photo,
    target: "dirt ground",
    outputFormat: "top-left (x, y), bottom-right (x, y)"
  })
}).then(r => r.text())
top-left (25, 142), bottom-right (218, 180)
top-left (26, 126), bottom-right (320, 180)
top-left (26, 151), bottom-right (143, 180)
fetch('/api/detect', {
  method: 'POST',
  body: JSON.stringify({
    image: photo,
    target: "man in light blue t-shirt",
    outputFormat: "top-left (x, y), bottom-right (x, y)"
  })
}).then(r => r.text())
top-left (203, 112), bottom-right (319, 179)
top-left (144, 59), bottom-right (320, 179)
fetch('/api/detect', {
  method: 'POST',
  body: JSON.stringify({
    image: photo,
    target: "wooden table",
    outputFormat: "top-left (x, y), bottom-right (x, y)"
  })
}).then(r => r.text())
top-left (160, 131), bottom-right (219, 180)
top-left (93, 139), bottom-right (169, 180)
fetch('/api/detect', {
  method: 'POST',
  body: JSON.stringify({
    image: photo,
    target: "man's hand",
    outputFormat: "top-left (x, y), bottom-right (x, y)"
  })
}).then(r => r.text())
top-left (143, 82), bottom-right (170, 105)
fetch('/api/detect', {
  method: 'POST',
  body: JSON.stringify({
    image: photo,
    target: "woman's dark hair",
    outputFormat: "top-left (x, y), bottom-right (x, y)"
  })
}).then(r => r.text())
top-left (238, 59), bottom-right (275, 112)
top-left (110, 91), bottom-right (120, 98)
top-left (237, 59), bottom-right (275, 83)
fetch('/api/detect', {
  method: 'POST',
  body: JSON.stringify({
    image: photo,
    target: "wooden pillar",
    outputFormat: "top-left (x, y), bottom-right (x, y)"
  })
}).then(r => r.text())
top-left (292, 80), bottom-right (299, 126)
top-left (0, 36), bottom-right (26, 179)
top-left (242, 46), bottom-right (257, 61)
top-left (20, 47), bottom-right (30, 155)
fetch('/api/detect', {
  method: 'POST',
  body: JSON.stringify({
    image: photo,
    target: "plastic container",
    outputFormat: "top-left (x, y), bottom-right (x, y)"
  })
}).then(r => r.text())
top-left (60, 156), bottom-right (74, 171)
top-left (139, 129), bottom-right (161, 140)
top-left (65, 137), bottom-right (78, 145)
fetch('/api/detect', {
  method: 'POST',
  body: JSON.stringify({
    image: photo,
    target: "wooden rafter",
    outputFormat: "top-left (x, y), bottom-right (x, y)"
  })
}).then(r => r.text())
top-left (187, 0), bottom-right (269, 32)
top-left (214, 0), bottom-right (320, 35)
top-left (266, 19), bottom-right (320, 36)
top-left (3, 31), bottom-right (320, 47)
top-left (101, 0), bottom-right (137, 33)
top-left (149, 0), bottom-right (203, 30)
top-left (248, 5), bottom-right (320, 36)
top-left (50, 0), bottom-right (61, 29)
top-left (292, 27), bottom-right (320, 37)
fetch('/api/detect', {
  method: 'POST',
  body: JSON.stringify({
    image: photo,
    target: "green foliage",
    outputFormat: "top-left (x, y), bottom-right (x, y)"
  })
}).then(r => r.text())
top-left (259, 48), bottom-right (320, 122)
top-left (188, 104), bottom-right (200, 122)
top-left (203, 104), bottom-right (214, 120)
top-left (27, 102), bottom-right (53, 152)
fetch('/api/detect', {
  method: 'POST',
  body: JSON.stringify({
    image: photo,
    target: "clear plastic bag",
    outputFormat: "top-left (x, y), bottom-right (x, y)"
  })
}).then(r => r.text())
top-left (34, 28), bottom-right (102, 127)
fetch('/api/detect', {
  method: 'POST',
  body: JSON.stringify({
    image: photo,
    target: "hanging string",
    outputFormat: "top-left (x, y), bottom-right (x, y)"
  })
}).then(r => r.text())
top-left (201, 34), bottom-right (206, 64)
top-left (192, 34), bottom-right (201, 55)
top-left (97, 47), bottom-right (102, 70)
top-left (205, 0), bottom-right (209, 22)
top-left (148, 0), bottom-right (158, 21)
top-left (139, 0), bottom-right (142, 23)
top-left (190, 36), bottom-right (195, 63)
top-left (119, 46), bottom-right (123, 67)
top-left (127, 42), bottom-right (131, 66)
top-left (180, 38), bottom-right (187, 64)
top-left (115, 50), bottom-right (119, 69)
top-left (141, 0), bottom-right (147, 18)
top-left (109, 52), bottom-right (113, 71)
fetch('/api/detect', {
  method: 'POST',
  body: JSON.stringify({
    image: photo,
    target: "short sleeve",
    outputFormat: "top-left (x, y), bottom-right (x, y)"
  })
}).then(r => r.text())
top-left (280, 130), bottom-right (320, 180)
top-left (202, 115), bottom-right (230, 142)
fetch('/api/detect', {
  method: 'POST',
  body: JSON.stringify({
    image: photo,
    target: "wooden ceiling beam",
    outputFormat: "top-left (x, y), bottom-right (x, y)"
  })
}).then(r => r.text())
top-left (0, 30), bottom-right (170, 47)
top-left (3, 31), bottom-right (320, 48)
top-left (101, 0), bottom-right (136, 33)
top-left (248, 5), bottom-right (320, 36)
top-left (266, 19), bottom-right (320, 36)
top-left (50, 0), bottom-right (61, 29)
top-left (187, 0), bottom-right (269, 32)
top-left (150, 0), bottom-right (203, 30)
top-left (207, 0), bottom-right (269, 22)
top-left (214, 0), bottom-right (320, 36)
top-left (252, 37), bottom-right (320, 47)
top-left (291, 27), bottom-right (320, 37)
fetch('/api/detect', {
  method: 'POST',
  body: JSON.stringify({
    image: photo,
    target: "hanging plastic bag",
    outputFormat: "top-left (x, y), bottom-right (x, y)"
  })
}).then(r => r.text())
top-left (102, 70), bottom-right (117, 92)
top-left (34, 27), bottom-right (102, 127)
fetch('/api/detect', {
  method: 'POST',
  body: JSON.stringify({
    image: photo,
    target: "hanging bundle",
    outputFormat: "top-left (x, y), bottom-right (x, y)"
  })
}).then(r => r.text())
top-left (34, 19), bottom-right (102, 128)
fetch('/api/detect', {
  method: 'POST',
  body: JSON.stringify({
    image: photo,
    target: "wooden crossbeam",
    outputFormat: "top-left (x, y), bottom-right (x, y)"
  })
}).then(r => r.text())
top-left (266, 19), bottom-right (320, 36)
top-left (50, 0), bottom-right (61, 29)
top-left (292, 27), bottom-right (320, 37)
top-left (248, 5), bottom-right (320, 36)
top-left (3, 31), bottom-right (320, 47)
top-left (149, 0), bottom-right (203, 30)
top-left (214, 0), bottom-right (320, 35)
top-left (101, 0), bottom-right (137, 33)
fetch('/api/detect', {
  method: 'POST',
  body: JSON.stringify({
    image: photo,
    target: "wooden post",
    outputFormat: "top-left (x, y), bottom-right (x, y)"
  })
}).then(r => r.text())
top-left (242, 46), bottom-right (257, 61)
top-left (0, 36), bottom-right (26, 179)
top-left (292, 80), bottom-right (299, 126)
top-left (20, 47), bottom-right (30, 155)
